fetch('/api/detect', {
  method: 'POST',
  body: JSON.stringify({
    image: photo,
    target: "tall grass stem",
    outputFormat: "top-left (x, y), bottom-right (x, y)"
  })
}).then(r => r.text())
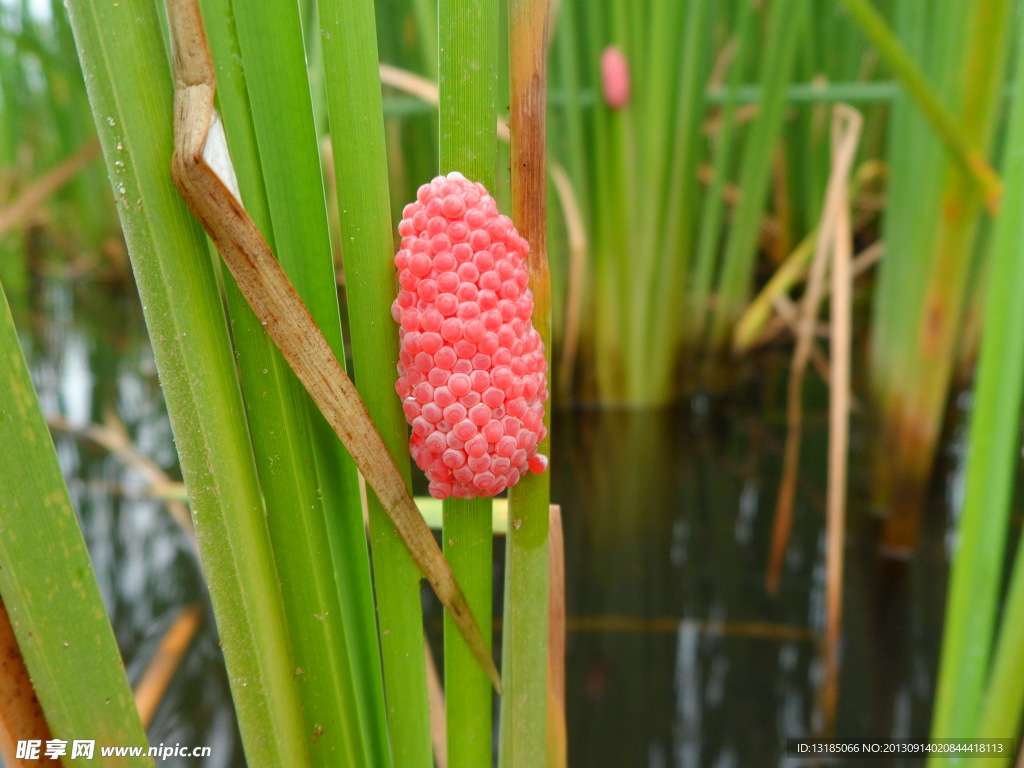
top-left (438, 0), bottom-right (500, 764)
top-left (929, 6), bottom-right (1024, 755)
top-left (501, 0), bottom-right (552, 764)
top-left (319, 0), bottom-right (434, 762)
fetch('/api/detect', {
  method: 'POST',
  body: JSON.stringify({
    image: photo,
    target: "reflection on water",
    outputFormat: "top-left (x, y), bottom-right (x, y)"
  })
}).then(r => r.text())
top-left (18, 278), bottom-right (959, 767)
top-left (552, 398), bottom-right (954, 767)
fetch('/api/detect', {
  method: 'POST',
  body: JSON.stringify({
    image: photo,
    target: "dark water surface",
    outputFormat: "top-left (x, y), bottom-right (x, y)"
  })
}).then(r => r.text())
top-left (17, 278), bottom-right (960, 767)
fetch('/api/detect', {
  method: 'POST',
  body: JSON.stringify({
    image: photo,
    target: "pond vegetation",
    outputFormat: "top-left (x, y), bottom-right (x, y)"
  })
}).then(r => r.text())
top-left (1, 0), bottom-right (1023, 766)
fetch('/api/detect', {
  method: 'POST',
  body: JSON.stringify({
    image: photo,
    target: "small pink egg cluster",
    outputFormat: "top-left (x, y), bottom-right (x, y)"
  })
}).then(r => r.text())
top-left (391, 172), bottom-right (549, 500)
top-left (600, 45), bottom-right (631, 109)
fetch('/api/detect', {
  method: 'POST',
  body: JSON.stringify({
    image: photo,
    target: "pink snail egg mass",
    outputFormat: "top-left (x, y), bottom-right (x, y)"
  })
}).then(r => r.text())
top-left (392, 172), bottom-right (549, 500)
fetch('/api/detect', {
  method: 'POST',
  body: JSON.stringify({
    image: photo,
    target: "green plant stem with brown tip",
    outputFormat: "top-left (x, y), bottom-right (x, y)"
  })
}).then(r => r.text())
top-left (930, 7), bottom-right (1024, 761)
top-left (867, 0), bottom-right (1012, 552)
top-left (501, 0), bottom-right (552, 765)
top-left (839, 0), bottom-right (1002, 212)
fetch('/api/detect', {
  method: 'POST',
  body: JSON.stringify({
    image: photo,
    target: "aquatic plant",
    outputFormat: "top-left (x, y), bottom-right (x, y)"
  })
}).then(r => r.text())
top-left (928, 7), bottom-right (1024, 762)
top-left (856, 0), bottom-right (1012, 552)
top-left (7, 0), bottom-right (1024, 761)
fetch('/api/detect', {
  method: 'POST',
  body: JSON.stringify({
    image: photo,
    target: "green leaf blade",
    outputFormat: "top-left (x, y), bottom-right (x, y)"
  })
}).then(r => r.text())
top-left (0, 284), bottom-right (153, 768)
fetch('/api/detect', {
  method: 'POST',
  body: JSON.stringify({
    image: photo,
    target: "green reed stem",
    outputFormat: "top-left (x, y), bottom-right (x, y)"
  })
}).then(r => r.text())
top-left (867, 0), bottom-right (1012, 552)
top-left (501, 0), bottom-right (551, 764)
top-left (966, 543), bottom-right (1024, 768)
top-left (66, 2), bottom-right (309, 763)
top-left (0, 285), bottom-right (153, 768)
top-left (442, 500), bottom-right (495, 767)
top-left (438, 0), bottom-right (500, 765)
top-left (839, 0), bottom-right (1002, 211)
top-left (197, 1), bottom-right (372, 762)
top-left (685, 0), bottom-right (755, 354)
top-left (707, 0), bottom-right (806, 355)
top-left (319, 0), bottom-right (433, 765)
top-left (439, 0), bottom-right (498, 186)
top-left (649, 0), bottom-right (712, 391)
top-left (929, 8), bottom-right (1024, 760)
top-left (867, 0), bottom-right (940, 447)
top-left (198, 1), bottom-right (375, 762)
top-left (966, 540), bottom-right (1024, 768)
